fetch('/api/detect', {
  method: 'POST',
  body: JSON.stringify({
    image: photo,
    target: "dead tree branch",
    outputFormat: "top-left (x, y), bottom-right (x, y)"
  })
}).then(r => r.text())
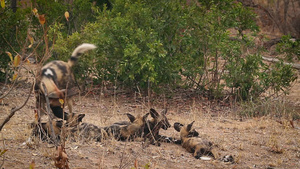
top-left (0, 81), bottom-right (34, 131)
top-left (41, 83), bottom-right (58, 145)
top-left (262, 56), bottom-right (300, 70)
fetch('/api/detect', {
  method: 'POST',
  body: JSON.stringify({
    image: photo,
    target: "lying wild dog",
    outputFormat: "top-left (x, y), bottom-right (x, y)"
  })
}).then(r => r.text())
top-left (111, 108), bottom-right (172, 145)
top-left (143, 108), bottom-right (172, 145)
top-left (172, 122), bottom-right (199, 144)
top-left (174, 121), bottom-right (216, 159)
top-left (35, 43), bottom-right (97, 118)
top-left (70, 113), bottom-right (149, 142)
top-left (30, 113), bottom-right (85, 143)
top-left (70, 122), bottom-right (108, 142)
top-left (115, 112), bottom-right (149, 141)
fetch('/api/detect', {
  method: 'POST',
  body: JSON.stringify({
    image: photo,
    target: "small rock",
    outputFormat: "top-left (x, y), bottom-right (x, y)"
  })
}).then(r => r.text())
top-left (200, 156), bottom-right (212, 161)
top-left (222, 155), bottom-right (234, 163)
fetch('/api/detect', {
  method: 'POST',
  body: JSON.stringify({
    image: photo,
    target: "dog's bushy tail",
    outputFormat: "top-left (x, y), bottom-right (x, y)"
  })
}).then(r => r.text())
top-left (68, 43), bottom-right (97, 67)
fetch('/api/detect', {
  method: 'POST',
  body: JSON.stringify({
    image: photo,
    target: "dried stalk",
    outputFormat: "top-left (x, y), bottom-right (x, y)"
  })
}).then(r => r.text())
top-left (41, 83), bottom-right (58, 145)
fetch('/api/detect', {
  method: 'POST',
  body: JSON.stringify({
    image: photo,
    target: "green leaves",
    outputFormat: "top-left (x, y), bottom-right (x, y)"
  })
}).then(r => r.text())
top-left (53, 0), bottom-right (296, 98)
top-left (276, 35), bottom-right (300, 61)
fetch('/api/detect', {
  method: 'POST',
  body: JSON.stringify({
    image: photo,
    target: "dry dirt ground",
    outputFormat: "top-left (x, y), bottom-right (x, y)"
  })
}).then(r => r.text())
top-left (0, 75), bottom-right (300, 169)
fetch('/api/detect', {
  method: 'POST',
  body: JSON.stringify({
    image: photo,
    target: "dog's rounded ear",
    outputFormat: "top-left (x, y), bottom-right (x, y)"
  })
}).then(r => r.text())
top-left (186, 121), bottom-right (195, 132)
top-left (143, 113), bottom-right (150, 121)
top-left (78, 114), bottom-right (85, 122)
top-left (150, 108), bottom-right (159, 118)
top-left (126, 113), bottom-right (136, 123)
top-left (174, 122), bottom-right (183, 132)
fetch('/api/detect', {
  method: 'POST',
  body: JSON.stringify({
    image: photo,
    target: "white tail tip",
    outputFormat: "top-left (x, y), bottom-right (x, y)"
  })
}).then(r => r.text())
top-left (71, 43), bottom-right (97, 57)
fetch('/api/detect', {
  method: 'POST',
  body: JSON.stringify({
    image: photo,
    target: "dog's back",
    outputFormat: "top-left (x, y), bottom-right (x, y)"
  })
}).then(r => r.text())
top-left (69, 113), bottom-right (150, 142)
top-left (38, 43), bottom-right (97, 97)
top-left (70, 122), bottom-right (108, 142)
top-left (35, 43), bottom-right (96, 118)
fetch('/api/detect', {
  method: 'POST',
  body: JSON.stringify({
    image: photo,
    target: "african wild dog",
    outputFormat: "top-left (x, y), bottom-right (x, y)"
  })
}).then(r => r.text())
top-left (143, 108), bottom-right (172, 145)
top-left (105, 113), bottom-right (149, 141)
top-left (35, 43), bottom-right (96, 119)
top-left (69, 122), bottom-right (108, 142)
top-left (30, 113), bottom-right (85, 143)
top-left (174, 121), bottom-right (216, 159)
top-left (111, 108), bottom-right (172, 145)
top-left (70, 113), bottom-right (150, 142)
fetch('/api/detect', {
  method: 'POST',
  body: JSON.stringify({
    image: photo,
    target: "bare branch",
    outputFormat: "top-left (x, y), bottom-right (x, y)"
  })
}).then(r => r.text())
top-left (0, 81), bottom-right (34, 131)
top-left (41, 83), bottom-right (58, 145)
top-left (262, 56), bottom-right (300, 70)
top-left (0, 78), bottom-right (18, 100)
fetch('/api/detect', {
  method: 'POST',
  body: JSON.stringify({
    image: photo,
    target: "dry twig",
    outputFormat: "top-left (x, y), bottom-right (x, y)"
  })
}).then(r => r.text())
top-left (0, 82), bottom-right (34, 131)
top-left (41, 83), bottom-right (58, 145)
top-left (54, 145), bottom-right (69, 169)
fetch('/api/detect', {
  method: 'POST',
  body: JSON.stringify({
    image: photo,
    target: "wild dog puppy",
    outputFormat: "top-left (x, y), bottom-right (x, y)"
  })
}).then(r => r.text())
top-left (31, 113), bottom-right (85, 143)
top-left (174, 121), bottom-right (215, 159)
top-left (35, 43), bottom-right (97, 118)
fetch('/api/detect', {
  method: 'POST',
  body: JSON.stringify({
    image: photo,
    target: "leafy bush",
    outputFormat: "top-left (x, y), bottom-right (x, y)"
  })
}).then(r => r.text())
top-left (0, 2), bottom-right (30, 82)
top-left (223, 52), bottom-right (296, 100)
top-left (0, 0), bottom-right (101, 83)
top-left (53, 0), bottom-right (297, 100)
top-left (276, 35), bottom-right (300, 62)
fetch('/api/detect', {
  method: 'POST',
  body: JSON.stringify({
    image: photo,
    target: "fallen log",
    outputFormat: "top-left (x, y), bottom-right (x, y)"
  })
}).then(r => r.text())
top-left (262, 56), bottom-right (300, 70)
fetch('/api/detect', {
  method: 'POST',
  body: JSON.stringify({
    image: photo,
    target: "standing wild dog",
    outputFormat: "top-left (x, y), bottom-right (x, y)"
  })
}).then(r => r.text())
top-left (31, 113), bottom-right (85, 143)
top-left (174, 121), bottom-right (216, 159)
top-left (35, 43), bottom-right (97, 119)
top-left (70, 113), bottom-right (150, 142)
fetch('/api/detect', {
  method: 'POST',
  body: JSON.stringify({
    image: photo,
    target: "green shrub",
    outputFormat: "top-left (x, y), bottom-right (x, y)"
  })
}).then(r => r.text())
top-left (0, 3), bottom-right (30, 82)
top-left (53, 0), bottom-right (297, 100)
top-left (276, 35), bottom-right (300, 62)
top-left (0, 0), bottom-right (101, 83)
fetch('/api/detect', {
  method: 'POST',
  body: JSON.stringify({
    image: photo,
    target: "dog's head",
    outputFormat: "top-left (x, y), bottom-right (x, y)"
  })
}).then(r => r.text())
top-left (149, 108), bottom-right (171, 130)
top-left (174, 121), bottom-right (199, 138)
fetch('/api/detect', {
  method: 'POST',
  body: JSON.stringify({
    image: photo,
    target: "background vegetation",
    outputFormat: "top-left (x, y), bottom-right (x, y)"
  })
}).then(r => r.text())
top-left (1, 0), bottom-right (298, 101)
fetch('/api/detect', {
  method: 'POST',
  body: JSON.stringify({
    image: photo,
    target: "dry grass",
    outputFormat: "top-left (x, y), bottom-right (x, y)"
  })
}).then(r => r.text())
top-left (0, 80), bottom-right (300, 169)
